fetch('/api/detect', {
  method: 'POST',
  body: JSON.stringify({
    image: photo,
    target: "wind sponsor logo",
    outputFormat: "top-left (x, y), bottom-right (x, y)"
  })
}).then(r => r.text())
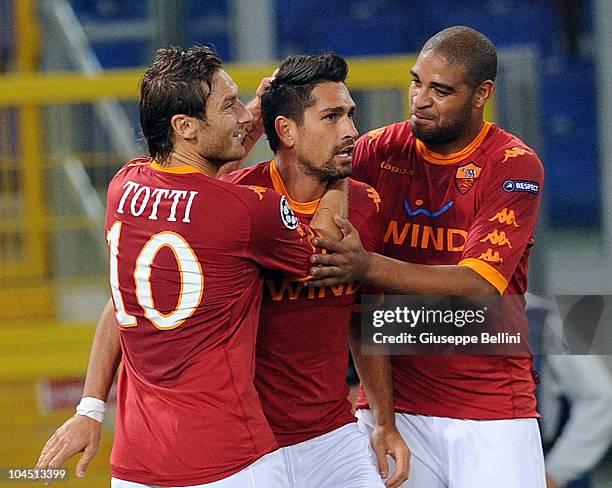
top-left (384, 220), bottom-right (468, 252)
top-left (265, 279), bottom-right (361, 301)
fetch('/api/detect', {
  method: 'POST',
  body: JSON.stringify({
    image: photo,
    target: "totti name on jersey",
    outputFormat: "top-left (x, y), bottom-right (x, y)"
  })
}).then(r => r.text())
top-left (116, 180), bottom-right (198, 222)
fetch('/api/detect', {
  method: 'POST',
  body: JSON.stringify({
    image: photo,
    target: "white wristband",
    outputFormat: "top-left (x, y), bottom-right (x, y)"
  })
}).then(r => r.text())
top-left (76, 396), bottom-right (107, 423)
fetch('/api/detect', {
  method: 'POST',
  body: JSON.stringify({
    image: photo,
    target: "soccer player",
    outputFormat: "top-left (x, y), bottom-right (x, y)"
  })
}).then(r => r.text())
top-left (221, 53), bottom-right (409, 488)
top-left (309, 27), bottom-right (547, 487)
top-left (36, 46), bottom-right (346, 487)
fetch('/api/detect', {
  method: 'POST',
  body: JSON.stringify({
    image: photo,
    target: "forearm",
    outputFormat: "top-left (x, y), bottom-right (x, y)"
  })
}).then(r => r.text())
top-left (349, 315), bottom-right (395, 426)
top-left (82, 299), bottom-right (122, 401)
top-left (310, 178), bottom-right (348, 240)
top-left (365, 253), bottom-right (497, 296)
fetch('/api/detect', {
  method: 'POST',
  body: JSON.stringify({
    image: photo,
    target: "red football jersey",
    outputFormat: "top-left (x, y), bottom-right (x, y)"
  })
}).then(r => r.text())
top-left (106, 159), bottom-right (318, 485)
top-left (352, 121), bottom-right (544, 419)
top-left (222, 160), bottom-right (383, 446)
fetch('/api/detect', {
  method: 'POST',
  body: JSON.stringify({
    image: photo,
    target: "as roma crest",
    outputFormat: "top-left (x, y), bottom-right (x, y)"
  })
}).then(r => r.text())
top-left (455, 162), bottom-right (482, 194)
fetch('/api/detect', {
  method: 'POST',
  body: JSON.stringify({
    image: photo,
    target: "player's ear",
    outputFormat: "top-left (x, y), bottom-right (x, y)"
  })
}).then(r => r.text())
top-left (171, 114), bottom-right (198, 140)
top-left (474, 80), bottom-right (495, 109)
top-left (275, 116), bottom-right (296, 149)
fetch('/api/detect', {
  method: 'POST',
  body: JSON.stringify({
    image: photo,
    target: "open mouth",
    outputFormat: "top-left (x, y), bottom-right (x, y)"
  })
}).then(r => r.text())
top-left (335, 145), bottom-right (354, 158)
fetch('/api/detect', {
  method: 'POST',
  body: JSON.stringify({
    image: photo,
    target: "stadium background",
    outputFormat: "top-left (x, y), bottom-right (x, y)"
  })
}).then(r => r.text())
top-left (0, 0), bottom-right (611, 486)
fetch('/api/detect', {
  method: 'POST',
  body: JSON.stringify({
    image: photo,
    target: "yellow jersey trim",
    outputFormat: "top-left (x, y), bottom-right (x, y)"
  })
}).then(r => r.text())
top-left (416, 121), bottom-right (492, 165)
top-left (458, 257), bottom-right (508, 295)
top-left (150, 161), bottom-right (201, 174)
top-left (270, 160), bottom-right (320, 215)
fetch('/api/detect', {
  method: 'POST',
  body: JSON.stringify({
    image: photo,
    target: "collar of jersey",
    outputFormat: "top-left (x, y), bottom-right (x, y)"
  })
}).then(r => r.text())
top-left (150, 161), bottom-right (201, 174)
top-left (270, 159), bottom-right (320, 215)
top-left (415, 121), bottom-right (492, 165)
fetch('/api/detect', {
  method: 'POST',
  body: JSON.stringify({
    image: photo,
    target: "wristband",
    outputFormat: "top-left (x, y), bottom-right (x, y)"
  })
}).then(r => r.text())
top-left (76, 396), bottom-right (106, 422)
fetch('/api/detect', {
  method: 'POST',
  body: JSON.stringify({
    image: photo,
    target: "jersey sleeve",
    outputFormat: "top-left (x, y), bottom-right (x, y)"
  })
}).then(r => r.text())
top-left (458, 152), bottom-right (544, 294)
top-left (349, 183), bottom-right (385, 311)
top-left (352, 128), bottom-right (385, 186)
top-left (244, 187), bottom-right (316, 278)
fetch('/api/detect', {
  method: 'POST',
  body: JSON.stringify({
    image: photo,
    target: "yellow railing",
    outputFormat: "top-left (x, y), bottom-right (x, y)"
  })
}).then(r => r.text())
top-left (0, 54), bottom-right (495, 321)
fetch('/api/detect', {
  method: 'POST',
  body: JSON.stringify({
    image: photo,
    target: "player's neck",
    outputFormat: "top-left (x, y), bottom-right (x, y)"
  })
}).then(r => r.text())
top-left (164, 148), bottom-right (217, 177)
top-left (274, 154), bottom-right (327, 202)
top-left (423, 118), bottom-right (485, 156)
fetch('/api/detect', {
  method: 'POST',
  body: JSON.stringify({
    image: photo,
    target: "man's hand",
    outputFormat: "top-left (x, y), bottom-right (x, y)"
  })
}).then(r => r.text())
top-left (35, 415), bottom-right (101, 485)
top-left (371, 424), bottom-right (411, 488)
top-left (244, 69), bottom-right (277, 140)
top-left (308, 215), bottom-right (371, 287)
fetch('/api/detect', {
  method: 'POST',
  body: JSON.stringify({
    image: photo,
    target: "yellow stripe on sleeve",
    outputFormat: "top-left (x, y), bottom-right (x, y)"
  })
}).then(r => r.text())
top-left (458, 258), bottom-right (508, 294)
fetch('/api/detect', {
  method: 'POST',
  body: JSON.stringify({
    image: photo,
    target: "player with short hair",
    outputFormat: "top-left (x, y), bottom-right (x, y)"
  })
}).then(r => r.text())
top-left (36, 45), bottom-right (346, 487)
top-left (222, 52), bottom-right (409, 488)
top-left (310, 26), bottom-right (547, 487)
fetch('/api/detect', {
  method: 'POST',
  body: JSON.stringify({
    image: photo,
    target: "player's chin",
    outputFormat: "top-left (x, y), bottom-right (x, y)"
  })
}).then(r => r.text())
top-left (329, 162), bottom-right (352, 180)
top-left (410, 123), bottom-right (438, 143)
top-left (227, 143), bottom-right (246, 160)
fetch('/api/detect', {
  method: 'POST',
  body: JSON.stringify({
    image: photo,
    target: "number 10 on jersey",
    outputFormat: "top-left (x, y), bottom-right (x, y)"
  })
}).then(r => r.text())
top-left (106, 221), bottom-right (204, 330)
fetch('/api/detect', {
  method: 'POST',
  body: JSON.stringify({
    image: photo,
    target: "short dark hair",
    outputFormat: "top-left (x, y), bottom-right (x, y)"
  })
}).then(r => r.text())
top-left (262, 53), bottom-right (348, 153)
top-left (421, 26), bottom-right (497, 87)
top-left (139, 46), bottom-right (222, 163)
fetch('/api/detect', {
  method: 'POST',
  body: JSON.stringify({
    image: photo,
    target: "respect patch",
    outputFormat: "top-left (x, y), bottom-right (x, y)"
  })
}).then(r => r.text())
top-left (502, 180), bottom-right (539, 195)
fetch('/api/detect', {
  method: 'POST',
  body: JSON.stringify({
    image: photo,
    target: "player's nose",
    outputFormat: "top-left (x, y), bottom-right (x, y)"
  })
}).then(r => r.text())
top-left (236, 99), bottom-right (253, 125)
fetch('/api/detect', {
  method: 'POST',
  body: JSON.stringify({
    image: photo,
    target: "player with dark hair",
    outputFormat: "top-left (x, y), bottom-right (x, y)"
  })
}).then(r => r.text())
top-left (310, 26), bottom-right (547, 487)
top-left (222, 52), bottom-right (410, 487)
top-left (36, 45), bottom-right (346, 487)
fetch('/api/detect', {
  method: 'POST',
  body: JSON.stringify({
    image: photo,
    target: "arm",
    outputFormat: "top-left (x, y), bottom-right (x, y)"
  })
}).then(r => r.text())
top-left (309, 177), bottom-right (349, 240)
top-left (36, 299), bottom-right (121, 482)
top-left (308, 215), bottom-right (496, 295)
top-left (349, 314), bottom-right (410, 487)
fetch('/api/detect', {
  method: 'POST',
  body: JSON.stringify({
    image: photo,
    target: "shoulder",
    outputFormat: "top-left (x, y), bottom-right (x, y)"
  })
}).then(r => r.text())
top-left (356, 121), bottom-right (413, 153)
top-left (110, 156), bottom-right (152, 180)
top-left (220, 160), bottom-right (272, 186)
top-left (213, 177), bottom-right (278, 210)
top-left (348, 178), bottom-right (382, 216)
top-left (482, 125), bottom-right (544, 175)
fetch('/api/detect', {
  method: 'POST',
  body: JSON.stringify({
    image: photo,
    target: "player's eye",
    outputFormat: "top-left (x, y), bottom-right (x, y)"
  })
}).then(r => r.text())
top-left (324, 113), bottom-right (339, 121)
top-left (434, 87), bottom-right (451, 97)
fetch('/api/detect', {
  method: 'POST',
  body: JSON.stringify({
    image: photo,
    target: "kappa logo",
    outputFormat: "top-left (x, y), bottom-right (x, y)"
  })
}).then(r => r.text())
top-left (280, 196), bottom-right (299, 230)
top-left (479, 249), bottom-right (503, 264)
top-left (480, 229), bottom-right (513, 248)
top-left (455, 162), bottom-right (482, 194)
top-left (489, 208), bottom-right (519, 227)
top-left (502, 146), bottom-right (534, 163)
top-left (503, 180), bottom-right (539, 195)
top-left (379, 161), bottom-right (414, 176)
top-left (248, 185), bottom-right (267, 200)
top-left (367, 127), bottom-right (386, 144)
top-left (366, 187), bottom-right (381, 212)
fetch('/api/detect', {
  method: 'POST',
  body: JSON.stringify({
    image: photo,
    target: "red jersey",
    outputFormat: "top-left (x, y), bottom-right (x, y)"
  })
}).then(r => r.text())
top-left (352, 121), bottom-right (544, 419)
top-left (106, 159), bottom-right (318, 485)
top-left (222, 160), bottom-right (383, 446)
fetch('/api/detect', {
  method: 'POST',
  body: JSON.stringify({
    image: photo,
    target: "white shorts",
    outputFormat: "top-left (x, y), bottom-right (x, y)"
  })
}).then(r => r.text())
top-left (357, 409), bottom-right (546, 488)
top-left (110, 450), bottom-right (289, 487)
top-left (280, 422), bottom-right (385, 488)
